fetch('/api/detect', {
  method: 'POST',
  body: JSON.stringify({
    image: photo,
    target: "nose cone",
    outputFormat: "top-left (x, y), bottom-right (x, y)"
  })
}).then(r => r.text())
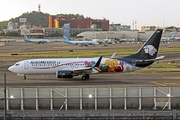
top-left (8, 66), bottom-right (14, 72)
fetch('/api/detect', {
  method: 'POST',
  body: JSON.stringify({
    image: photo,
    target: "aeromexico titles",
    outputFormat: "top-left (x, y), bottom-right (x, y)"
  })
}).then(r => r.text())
top-left (8, 29), bottom-right (164, 80)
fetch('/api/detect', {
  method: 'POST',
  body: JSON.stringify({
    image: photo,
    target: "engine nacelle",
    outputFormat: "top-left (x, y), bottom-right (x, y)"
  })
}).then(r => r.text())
top-left (56, 70), bottom-right (73, 78)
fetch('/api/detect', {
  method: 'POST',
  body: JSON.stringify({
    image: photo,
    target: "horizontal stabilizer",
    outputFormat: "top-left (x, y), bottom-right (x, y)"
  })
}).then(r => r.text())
top-left (144, 56), bottom-right (165, 62)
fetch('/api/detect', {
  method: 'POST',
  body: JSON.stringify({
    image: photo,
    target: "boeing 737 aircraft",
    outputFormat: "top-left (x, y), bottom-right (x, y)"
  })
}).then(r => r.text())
top-left (162, 33), bottom-right (180, 41)
top-left (169, 33), bottom-right (180, 40)
top-left (24, 35), bottom-right (50, 44)
top-left (9, 29), bottom-right (164, 80)
top-left (63, 35), bottom-right (98, 47)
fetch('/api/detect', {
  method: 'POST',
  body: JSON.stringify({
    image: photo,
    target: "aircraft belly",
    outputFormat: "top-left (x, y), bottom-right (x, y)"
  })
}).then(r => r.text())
top-left (26, 67), bottom-right (56, 74)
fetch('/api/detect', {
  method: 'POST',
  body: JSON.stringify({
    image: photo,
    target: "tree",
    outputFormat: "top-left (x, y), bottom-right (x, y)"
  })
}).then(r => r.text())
top-left (5, 31), bottom-right (20, 36)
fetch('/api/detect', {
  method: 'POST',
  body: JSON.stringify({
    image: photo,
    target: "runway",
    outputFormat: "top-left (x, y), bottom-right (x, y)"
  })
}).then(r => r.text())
top-left (1, 62), bottom-right (180, 87)
top-left (0, 41), bottom-right (180, 87)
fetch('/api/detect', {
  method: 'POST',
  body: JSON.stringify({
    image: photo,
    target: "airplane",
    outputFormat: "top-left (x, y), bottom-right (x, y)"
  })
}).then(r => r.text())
top-left (8, 29), bottom-right (164, 80)
top-left (23, 35), bottom-right (50, 44)
top-left (63, 35), bottom-right (99, 47)
top-left (169, 33), bottom-right (180, 40)
top-left (161, 33), bottom-right (180, 41)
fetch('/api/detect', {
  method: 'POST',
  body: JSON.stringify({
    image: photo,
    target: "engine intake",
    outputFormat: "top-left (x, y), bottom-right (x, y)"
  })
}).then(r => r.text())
top-left (56, 70), bottom-right (73, 78)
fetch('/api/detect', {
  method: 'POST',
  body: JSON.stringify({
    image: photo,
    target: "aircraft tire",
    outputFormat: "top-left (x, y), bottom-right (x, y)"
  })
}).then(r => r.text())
top-left (85, 74), bottom-right (90, 79)
top-left (23, 76), bottom-right (26, 80)
top-left (82, 75), bottom-right (86, 80)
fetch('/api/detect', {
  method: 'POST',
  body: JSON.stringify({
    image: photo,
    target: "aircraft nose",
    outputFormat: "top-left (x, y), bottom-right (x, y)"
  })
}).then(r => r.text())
top-left (8, 66), bottom-right (14, 72)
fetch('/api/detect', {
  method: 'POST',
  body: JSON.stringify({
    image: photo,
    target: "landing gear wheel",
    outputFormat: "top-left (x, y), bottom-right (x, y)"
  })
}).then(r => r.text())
top-left (81, 74), bottom-right (90, 80)
top-left (82, 75), bottom-right (86, 80)
top-left (85, 74), bottom-right (90, 79)
top-left (23, 76), bottom-right (26, 80)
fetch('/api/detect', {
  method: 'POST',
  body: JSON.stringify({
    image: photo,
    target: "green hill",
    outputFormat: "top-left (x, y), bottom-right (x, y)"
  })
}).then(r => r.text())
top-left (0, 12), bottom-right (85, 31)
top-left (14, 11), bottom-right (49, 27)
top-left (0, 21), bottom-right (9, 31)
top-left (0, 11), bottom-right (49, 31)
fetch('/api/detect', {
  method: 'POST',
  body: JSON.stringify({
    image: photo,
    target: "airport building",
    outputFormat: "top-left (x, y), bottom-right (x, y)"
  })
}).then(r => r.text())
top-left (110, 24), bottom-right (131, 31)
top-left (141, 26), bottom-right (180, 32)
top-left (141, 26), bottom-right (157, 31)
top-left (48, 15), bottom-right (109, 31)
top-left (3, 21), bottom-right (19, 34)
top-left (2, 16), bottom-right (180, 40)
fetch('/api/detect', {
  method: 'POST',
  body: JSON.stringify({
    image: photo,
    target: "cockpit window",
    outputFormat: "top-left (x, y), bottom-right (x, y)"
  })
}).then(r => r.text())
top-left (15, 63), bottom-right (20, 66)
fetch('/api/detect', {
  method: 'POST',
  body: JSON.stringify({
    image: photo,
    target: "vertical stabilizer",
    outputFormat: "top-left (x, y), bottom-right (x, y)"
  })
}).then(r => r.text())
top-left (63, 35), bottom-right (70, 43)
top-left (169, 33), bottom-right (176, 40)
top-left (24, 35), bottom-right (31, 42)
top-left (129, 29), bottom-right (163, 59)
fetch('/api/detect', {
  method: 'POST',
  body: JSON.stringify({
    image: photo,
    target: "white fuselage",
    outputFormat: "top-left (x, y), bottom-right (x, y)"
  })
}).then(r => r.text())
top-left (27, 39), bottom-right (50, 43)
top-left (8, 57), bottom-right (135, 75)
top-left (66, 40), bottom-right (98, 46)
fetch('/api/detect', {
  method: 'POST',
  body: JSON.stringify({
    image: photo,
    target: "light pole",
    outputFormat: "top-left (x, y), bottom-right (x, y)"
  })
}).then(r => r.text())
top-left (4, 73), bottom-right (6, 120)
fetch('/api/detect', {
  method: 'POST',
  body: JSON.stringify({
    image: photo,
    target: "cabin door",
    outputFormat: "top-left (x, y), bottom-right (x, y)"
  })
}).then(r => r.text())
top-left (24, 61), bottom-right (29, 69)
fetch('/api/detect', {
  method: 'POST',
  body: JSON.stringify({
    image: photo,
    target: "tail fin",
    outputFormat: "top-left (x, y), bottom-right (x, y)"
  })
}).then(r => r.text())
top-left (127, 29), bottom-right (163, 59)
top-left (63, 35), bottom-right (70, 43)
top-left (169, 33), bottom-right (176, 40)
top-left (172, 33), bottom-right (176, 38)
top-left (24, 35), bottom-right (31, 42)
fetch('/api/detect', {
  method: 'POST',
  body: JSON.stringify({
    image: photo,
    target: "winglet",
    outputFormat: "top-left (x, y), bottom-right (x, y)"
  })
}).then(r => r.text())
top-left (93, 56), bottom-right (102, 72)
top-left (110, 52), bottom-right (116, 59)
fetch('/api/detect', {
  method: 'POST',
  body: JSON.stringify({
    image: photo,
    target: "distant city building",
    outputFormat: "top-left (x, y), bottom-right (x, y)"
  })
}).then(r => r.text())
top-left (44, 28), bottom-right (62, 36)
top-left (141, 26), bottom-right (157, 31)
top-left (14, 23), bottom-right (18, 29)
top-left (110, 24), bottom-right (131, 31)
top-left (141, 26), bottom-right (180, 32)
top-left (3, 21), bottom-right (19, 34)
top-left (7, 21), bottom-right (14, 30)
top-left (21, 28), bottom-right (44, 36)
top-left (3, 13), bottom-right (180, 37)
top-left (48, 15), bottom-right (109, 31)
top-left (164, 26), bottom-right (180, 32)
top-left (20, 24), bottom-right (31, 29)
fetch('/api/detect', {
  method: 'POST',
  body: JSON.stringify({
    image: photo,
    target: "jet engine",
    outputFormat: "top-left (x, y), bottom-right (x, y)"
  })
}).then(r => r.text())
top-left (56, 70), bottom-right (73, 78)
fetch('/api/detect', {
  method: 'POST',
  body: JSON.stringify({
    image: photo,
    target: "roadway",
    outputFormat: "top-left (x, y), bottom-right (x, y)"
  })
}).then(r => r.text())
top-left (0, 41), bottom-right (180, 87)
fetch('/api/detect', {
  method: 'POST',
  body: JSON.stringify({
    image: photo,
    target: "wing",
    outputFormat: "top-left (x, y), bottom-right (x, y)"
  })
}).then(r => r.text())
top-left (72, 67), bottom-right (93, 74)
top-left (63, 56), bottom-right (102, 75)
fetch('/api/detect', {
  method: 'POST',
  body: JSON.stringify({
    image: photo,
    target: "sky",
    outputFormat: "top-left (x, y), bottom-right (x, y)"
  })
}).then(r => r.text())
top-left (0, 0), bottom-right (180, 30)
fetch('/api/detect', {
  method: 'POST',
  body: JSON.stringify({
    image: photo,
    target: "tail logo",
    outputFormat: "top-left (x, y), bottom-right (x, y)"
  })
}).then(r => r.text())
top-left (143, 45), bottom-right (157, 56)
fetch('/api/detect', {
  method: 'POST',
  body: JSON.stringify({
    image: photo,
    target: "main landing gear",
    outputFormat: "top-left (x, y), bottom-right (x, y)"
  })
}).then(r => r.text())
top-left (23, 76), bottom-right (26, 80)
top-left (17, 74), bottom-right (26, 80)
top-left (81, 74), bottom-right (90, 80)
